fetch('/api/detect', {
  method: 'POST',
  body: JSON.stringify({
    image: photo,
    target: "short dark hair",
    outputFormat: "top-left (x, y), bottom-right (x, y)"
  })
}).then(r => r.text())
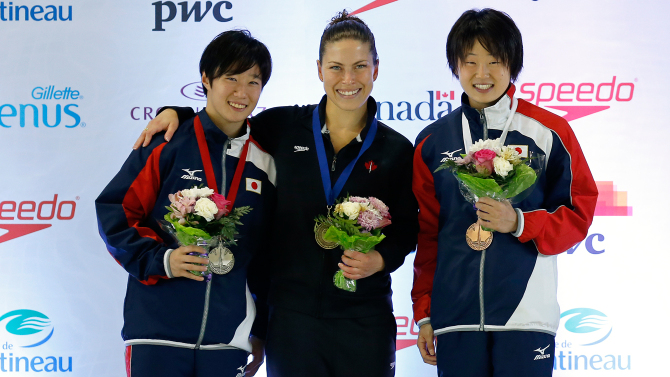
top-left (318, 10), bottom-right (378, 64)
top-left (446, 9), bottom-right (523, 81)
top-left (199, 29), bottom-right (272, 96)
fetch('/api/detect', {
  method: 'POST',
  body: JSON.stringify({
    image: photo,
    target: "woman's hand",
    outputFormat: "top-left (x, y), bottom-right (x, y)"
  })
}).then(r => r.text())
top-left (417, 323), bottom-right (437, 365)
top-left (338, 249), bottom-right (385, 280)
top-left (169, 245), bottom-right (209, 281)
top-left (475, 197), bottom-right (518, 233)
top-left (133, 109), bottom-right (180, 149)
top-left (245, 335), bottom-right (265, 376)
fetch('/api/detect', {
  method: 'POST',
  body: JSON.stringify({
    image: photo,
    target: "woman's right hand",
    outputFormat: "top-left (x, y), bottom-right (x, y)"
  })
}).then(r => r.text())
top-left (169, 245), bottom-right (209, 281)
top-left (133, 108), bottom-right (180, 149)
top-left (417, 323), bottom-right (437, 365)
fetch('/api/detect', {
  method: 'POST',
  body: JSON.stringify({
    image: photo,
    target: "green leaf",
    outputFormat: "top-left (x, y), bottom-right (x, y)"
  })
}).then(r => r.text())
top-left (503, 163), bottom-right (537, 198)
top-left (457, 173), bottom-right (503, 198)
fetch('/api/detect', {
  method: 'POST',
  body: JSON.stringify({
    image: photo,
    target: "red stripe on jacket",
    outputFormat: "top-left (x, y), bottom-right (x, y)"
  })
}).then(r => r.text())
top-left (515, 100), bottom-right (598, 255)
top-left (122, 143), bottom-right (167, 285)
top-left (411, 135), bottom-right (439, 324)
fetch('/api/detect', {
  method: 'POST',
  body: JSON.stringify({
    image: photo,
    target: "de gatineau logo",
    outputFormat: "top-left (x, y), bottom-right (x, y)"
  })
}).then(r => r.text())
top-left (0, 309), bottom-right (73, 372)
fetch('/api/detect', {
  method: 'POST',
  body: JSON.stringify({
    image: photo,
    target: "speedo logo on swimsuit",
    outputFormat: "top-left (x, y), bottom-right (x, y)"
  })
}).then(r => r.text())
top-left (534, 345), bottom-right (551, 360)
top-left (294, 146), bottom-right (309, 152)
top-left (181, 169), bottom-right (202, 181)
top-left (440, 148), bottom-right (462, 162)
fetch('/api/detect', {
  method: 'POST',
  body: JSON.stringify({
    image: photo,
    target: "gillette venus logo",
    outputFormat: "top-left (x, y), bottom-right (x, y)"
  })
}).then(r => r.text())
top-left (0, 195), bottom-right (77, 244)
top-left (554, 308), bottom-right (631, 371)
top-left (0, 86), bottom-right (83, 128)
top-left (0, 310), bottom-right (73, 373)
top-left (519, 76), bottom-right (635, 121)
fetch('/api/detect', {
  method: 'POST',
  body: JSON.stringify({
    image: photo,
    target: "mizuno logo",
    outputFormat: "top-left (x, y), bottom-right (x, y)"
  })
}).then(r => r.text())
top-left (533, 344), bottom-right (551, 360)
top-left (440, 148), bottom-right (462, 162)
top-left (181, 169), bottom-right (203, 181)
top-left (294, 146), bottom-right (309, 152)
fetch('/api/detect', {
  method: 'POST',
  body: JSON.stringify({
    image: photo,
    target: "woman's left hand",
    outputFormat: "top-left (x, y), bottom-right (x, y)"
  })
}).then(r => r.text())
top-left (338, 249), bottom-right (385, 280)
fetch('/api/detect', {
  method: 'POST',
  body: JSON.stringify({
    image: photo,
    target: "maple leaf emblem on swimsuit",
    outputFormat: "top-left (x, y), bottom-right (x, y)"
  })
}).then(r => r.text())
top-left (364, 160), bottom-right (377, 172)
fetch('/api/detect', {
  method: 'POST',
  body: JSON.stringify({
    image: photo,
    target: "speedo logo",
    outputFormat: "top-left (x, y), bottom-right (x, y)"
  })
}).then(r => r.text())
top-left (351, 0), bottom-right (398, 15)
top-left (519, 76), bottom-right (635, 121)
top-left (181, 169), bottom-right (202, 181)
top-left (0, 194), bottom-right (77, 244)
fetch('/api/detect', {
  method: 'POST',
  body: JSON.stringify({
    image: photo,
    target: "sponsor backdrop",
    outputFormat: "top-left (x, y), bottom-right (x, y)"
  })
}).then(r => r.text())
top-left (0, 0), bottom-right (667, 375)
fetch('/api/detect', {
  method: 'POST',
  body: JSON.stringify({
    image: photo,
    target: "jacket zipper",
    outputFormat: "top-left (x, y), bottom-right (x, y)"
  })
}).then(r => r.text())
top-left (479, 110), bottom-right (488, 140)
top-left (195, 138), bottom-right (230, 348)
top-left (478, 249), bottom-right (486, 331)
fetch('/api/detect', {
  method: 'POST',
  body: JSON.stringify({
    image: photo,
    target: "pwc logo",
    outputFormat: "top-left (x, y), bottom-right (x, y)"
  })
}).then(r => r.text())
top-left (152, 1), bottom-right (233, 31)
top-left (519, 76), bottom-right (635, 121)
top-left (0, 195), bottom-right (77, 244)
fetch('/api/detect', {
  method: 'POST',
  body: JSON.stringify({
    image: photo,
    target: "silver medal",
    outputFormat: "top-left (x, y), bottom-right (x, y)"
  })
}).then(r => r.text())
top-left (208, 243), bottom-right (235, 275)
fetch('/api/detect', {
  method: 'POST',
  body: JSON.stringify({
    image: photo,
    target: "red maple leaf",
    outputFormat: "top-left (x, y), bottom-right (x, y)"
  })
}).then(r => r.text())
top-left (364, 161), bottom-right (378, 172)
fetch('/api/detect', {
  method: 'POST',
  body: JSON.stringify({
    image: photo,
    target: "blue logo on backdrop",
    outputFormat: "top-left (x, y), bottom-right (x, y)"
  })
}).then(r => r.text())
top-left (0, 2), bottom-right (72, 21)
top-left (152, 1), bottom-right (233, 31)
top-left (0, 310), bottom-right (53, 348)
top-left (1, 309), bottom-right (73, 372)
top-left (560, 308), bottom-right (612, 346)
top-left (0, 86), bottom-right (83, 128)
top-left (554, 308), bottom-right (631, 371)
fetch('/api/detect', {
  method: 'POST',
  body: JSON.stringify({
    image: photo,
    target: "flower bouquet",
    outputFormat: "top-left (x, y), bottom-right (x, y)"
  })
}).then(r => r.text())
top-left (435, 138), bottom-right (544, 231)
top-left (159, 186), bottom-right (251, 281)
top-left (314, 196), bottom-right (392, 292)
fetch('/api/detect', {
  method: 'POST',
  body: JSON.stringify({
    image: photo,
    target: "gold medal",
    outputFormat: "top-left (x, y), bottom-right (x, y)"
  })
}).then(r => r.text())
top-left (465, 223), bottom-right (493, 250)
top-left (314, 221), bottom-right (338, 249)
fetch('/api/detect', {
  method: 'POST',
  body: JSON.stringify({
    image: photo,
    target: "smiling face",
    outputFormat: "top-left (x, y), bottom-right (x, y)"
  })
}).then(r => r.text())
top-left (457, 39), bottom-right (511, 110)
top-left (202, 65), bottom-right (262, 133)
top-left (317, 39), bottom-right (378, 113)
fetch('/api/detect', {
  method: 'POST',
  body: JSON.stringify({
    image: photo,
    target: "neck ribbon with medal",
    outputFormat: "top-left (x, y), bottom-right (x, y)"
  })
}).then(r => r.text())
top-left (312, 105), bottom-right (378, 249)
top-left (194, 115), bottom-right (251, 274)
top-left (461, 97), bottom-right (518, 251)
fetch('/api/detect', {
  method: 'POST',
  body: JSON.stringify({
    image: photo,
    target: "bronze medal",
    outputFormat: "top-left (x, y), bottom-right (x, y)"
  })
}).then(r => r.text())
top-left (314, 221), bottom-right (338, 249)
top-left (465, 223), bottom-right (493, 251)
top-left (208, 244), bottom-right (235, 274)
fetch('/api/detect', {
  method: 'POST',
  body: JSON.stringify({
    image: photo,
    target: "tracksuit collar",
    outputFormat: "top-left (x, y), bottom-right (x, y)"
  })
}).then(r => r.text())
top-left (462, 83), bottom-right (516, 130)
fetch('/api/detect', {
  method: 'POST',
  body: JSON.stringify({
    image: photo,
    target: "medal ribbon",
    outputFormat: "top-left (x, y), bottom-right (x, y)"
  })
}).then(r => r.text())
top-left (312, 106), bottom-right (377, 205)
top-left (194, 115), bottom-right (251, 209)
top-left (461, 97), bottom-right (518, 152)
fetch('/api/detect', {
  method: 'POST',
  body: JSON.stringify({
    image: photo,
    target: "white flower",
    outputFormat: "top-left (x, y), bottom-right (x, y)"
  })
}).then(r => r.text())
top-left (469, 138), bottom-right (501, 154)
top-left (182, 187), bottom-right (214, 199)
top-left (493, 156), bottom-right (514, 178)
top-left (339, 202), bottom-right (362, 220)
top-left (500, 146), bottom-right (521, 165)
top-left (194, 197), bottom-right (219, 221)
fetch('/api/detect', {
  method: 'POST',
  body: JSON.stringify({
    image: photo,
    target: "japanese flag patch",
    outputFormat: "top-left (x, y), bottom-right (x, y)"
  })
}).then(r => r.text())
top-left (246, 178), bottom-right (262, 194)
top-left (508, 145), bottom-right (528, 158)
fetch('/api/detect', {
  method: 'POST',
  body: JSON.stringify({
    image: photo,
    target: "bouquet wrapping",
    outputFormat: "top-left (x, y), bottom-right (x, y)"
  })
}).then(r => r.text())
top-left (315, 196), bottom-right (392, 292)
top-left (435, 138), bottom-right (544, 230)
top-left (159, 186), bottom-right (251, 281)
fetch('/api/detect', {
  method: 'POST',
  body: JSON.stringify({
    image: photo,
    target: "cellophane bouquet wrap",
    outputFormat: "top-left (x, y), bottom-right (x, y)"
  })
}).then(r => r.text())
top-left (159, 186), bottom-right (251, 281)
top-left (315, 196), bottom-right (392, 292)
top-left (435, 138), bottom-right (544, 230)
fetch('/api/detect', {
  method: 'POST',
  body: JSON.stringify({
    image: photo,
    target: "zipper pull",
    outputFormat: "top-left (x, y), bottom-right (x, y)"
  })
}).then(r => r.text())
top-left (331, 155), bottom-right (337, 172)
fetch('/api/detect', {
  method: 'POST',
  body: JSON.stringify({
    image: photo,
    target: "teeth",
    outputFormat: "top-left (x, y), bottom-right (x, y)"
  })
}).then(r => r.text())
top-left (338, 89), bottom-right (360, 96)
top-left (475, 84), bottom-right (493, 90)
top-left (229, 102), bottom-right (247, 109)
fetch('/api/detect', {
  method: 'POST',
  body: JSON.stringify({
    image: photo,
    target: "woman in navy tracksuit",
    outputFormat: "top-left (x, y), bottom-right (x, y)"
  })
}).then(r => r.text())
top-left (96, 30), bottom-right (275, 377)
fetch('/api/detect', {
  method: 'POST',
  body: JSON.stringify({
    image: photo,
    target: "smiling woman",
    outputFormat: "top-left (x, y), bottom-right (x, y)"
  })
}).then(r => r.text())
top-left (133, 10), bottom-right (418, 377)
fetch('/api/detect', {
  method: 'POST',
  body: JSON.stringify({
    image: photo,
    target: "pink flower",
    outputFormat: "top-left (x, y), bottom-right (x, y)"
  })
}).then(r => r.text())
top-left (210, 193), bottom-right (231, 219)
top-left (357, 210), bottom-right (381, 231)
top-left (348, 196), bottom-right (369, 204)
top-left (169, 193), bottom-right (196, 219)
top-left (368, 197), bottom-right (390, 218)
top-left (473, 149), bottom-right (497, 176)
top-left (455, 154), bottom-right (474, 165)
